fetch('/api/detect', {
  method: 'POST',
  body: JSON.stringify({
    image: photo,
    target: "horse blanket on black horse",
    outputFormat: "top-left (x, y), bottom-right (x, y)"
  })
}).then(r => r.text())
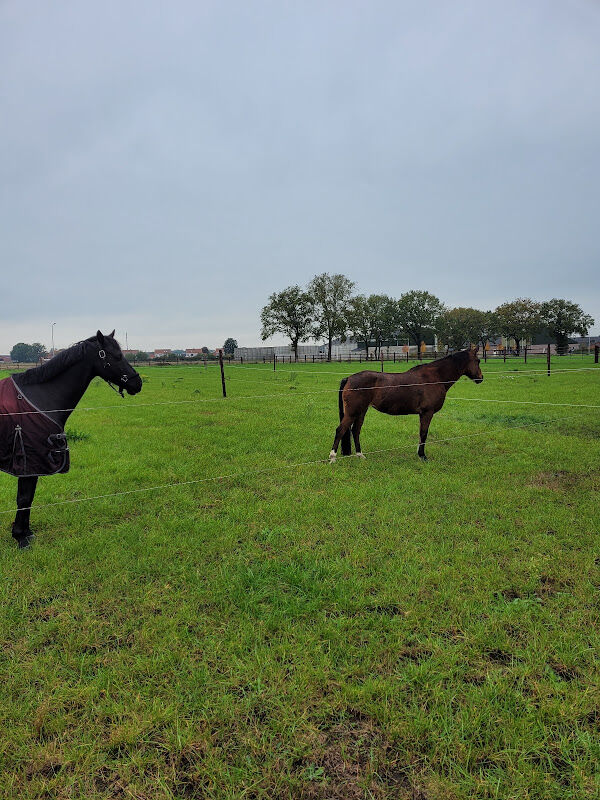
top-left (0, 376), bottom-right (69, 477)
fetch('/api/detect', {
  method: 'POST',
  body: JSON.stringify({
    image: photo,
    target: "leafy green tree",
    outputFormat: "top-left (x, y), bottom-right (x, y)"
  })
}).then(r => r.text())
top-left (437, 308), bottom-right (498, 351)
top-left (346, 294), bottom-right (397, 358)
top-left (346, 295), bottom-right (372, 357)
top-left (540, 299), bottom-right (594, 354)
top-left (396, 290), bottom-right (446, 349)
top-left (369, 295), bottom-right (399, 358)
top-left (10, 343), bottom-right (35, 362)
top-left (223, 338), bottom-right (238, 355)
top-left (307, 273), bottom-right (355, 361)
top-left (495, 298), bottom-right (542, 355)
top-left (261, 286), bottom-right (314, 359)
top-left (133, 351), bottom-right (149, 362)
top-left (31, 343), bottom-right (48, 361)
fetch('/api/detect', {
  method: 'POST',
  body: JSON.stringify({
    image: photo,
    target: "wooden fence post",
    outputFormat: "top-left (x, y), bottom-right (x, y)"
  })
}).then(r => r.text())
top-left (273, 353), bottom-right (276, 372)
top-left (595, 345), bottom-right (599, 364)
top-left (219, 349), bottom-right (227, 398)
top-left (547, 344), bottom-right (551, 376)
top-left (380, 349), bottom-right (384, 372)
top-left (524, 344), bottom-right (527, 364)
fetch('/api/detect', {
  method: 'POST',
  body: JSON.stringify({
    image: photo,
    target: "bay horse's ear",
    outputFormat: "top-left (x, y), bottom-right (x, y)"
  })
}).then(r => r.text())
top-left (471, 344), bottom-right (479, 354)
top-left (97, 330), bottom-right (105, 347)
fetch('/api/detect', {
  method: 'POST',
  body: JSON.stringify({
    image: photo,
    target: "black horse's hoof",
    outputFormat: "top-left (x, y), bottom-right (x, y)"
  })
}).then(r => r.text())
top-left (419, 454), bottom-right (428, 462)
top-left (16, 534), bottom-right (35, 549)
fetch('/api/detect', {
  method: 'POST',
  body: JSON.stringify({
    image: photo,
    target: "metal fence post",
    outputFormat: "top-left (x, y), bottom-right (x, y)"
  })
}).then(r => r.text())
top-left (219, 349), bottom-right (227, 398)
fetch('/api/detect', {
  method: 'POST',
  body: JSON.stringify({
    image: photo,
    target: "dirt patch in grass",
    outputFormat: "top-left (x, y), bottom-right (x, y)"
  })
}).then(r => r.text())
top-left (486, 648), bottom-right (521, 665)
top-left (548, 661), bottom-right (580, 682)
top-left (298, 712), bottom-right (425, 800)
top-left (528, 469), bottom-right (599, 491)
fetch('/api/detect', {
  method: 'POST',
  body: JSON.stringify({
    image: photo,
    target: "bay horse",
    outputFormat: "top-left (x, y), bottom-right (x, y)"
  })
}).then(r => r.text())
top-left (0, 331), bottom-right (142, 548)
top-left (329, 347), bottom-right (483, 463)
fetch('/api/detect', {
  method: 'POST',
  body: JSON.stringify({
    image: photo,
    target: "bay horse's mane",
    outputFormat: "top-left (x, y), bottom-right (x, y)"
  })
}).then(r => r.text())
top-left (17, 337), bottom-right (98, 385)
top-left (407, 349), bottom-right (471, 372)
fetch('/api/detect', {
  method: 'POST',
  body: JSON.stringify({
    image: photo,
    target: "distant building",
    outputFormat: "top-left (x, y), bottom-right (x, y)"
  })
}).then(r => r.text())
top-left (0, 355), bottom-right (11, 362)
top-left (151, 349), bottom-right (172, 359)
top-left (185, 348), bottom-right (204, 357)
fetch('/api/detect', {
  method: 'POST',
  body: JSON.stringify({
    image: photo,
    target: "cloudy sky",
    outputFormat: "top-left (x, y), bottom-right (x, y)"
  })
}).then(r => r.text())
top-left (2, 0), bottom-right (599, 353)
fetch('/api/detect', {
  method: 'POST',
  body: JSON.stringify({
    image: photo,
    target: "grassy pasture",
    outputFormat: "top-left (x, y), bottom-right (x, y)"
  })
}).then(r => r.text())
top-left (0, 357), bottom-right (599, 799)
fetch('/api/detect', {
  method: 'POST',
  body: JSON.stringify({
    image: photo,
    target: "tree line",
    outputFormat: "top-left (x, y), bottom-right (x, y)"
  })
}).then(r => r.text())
top-left (260, 274), bottom-right (595, 360)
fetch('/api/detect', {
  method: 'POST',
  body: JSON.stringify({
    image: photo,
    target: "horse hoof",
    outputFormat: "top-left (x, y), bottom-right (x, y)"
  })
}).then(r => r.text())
top-left (419, 455), bottom-right (428, 462)
top-left (16, 534), bottom-right (35, 549)
top-left (329, 450), bottom-right (337, 463)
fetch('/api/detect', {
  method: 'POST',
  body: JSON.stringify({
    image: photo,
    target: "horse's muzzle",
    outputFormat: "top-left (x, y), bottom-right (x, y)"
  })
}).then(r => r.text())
top-left (124, 375), bottom-right (143, 394)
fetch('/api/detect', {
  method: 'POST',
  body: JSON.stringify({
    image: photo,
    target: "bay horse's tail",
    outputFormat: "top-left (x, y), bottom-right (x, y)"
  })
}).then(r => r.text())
top-left (339, 378), bottom-right (352, 456)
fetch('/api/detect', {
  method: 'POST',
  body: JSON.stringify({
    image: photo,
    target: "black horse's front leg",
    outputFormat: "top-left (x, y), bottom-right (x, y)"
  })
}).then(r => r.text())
top-left (12, 476), bottom-right (38, 549)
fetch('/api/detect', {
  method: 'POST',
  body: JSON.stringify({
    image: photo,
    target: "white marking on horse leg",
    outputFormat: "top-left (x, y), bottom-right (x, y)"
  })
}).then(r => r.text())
top-left (329, 450), bottom-right (337, 463)
top-left (356, 452), bottom-right (366, 459)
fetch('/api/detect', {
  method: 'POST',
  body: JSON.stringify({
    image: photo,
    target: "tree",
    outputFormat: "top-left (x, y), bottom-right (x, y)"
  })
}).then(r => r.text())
top-left (10, 343), bottom-right (35, 362)
top-left (260, 286), bottom-right (314, 359)
top-left (346, 294), bottom-right (398, 359)
top-left (540, 299), bottom-right (594, 354)
top-left (223, 338), bottom-right (238, 355)
top-left (436, 308), bottom-right (499, 351)
top-left (31, 343), bottom-right (48, 361)
top-left (495, 298), bottom-right (542, 355)
top-left (396, 290), bottom-right (446, 350)
top-left (369, 295), bottom-right (399, 359)
top-left (307, 273), bottom-right (355, 361)
top-left (133, 351), bottom-right (149, 362)
top-left (346, 295), bottom-right (373, 357)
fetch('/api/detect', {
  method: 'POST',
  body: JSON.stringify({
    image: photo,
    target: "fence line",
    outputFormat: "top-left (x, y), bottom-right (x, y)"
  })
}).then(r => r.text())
top-left (2, 366), bottom-right (599, 419)
top-left (2, 371), bottom-right (599, 419)
top-left (223, 363), bottom-right (600, 377)
top-left (0, 414), bottom-right (576, 517)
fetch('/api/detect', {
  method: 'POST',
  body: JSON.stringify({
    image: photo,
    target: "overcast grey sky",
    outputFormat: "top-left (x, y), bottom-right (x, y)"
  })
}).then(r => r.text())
top-left (2, 0), bottom-right (599, 353)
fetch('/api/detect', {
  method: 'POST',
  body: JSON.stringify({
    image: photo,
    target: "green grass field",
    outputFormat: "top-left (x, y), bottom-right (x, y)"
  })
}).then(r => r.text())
top-left (1, 357), bottom-right (599, 799)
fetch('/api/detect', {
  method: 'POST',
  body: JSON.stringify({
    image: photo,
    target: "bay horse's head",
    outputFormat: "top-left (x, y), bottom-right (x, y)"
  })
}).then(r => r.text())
top-left (465, 345), bottom-right (483, 384)
top-left (92, 330), bottom-right (142, 396)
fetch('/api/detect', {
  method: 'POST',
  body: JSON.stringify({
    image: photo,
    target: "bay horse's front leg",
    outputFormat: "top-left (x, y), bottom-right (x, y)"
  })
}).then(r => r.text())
top-left (12, 476), bottom-right (38, 549)
top-left (417, 410), bottom-right (434, 461)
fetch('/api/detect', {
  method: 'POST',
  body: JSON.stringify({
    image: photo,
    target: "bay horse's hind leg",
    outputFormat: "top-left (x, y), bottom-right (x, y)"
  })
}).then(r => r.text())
top-left (12, 476), bottom-right (38, 549)
top-left (417, 410), bottom-right (434, 461)
top-left (352, 413), bottom-right (367, 459)
top-left (330, 414), bottom-right (355, 462)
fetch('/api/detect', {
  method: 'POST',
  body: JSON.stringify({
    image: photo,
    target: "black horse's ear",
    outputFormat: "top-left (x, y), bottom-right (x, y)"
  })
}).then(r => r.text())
top-left (109, 329), bottom-right (115, 338)
top-left (97, 330), bottom-right (105, 347)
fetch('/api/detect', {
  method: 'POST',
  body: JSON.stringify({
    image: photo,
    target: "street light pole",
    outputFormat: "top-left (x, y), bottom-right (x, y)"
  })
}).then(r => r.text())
top-left (51, 322), bottom-right (56, 357)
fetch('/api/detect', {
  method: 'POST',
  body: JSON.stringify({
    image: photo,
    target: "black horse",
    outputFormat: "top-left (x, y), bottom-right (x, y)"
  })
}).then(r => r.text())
top-left (0, 331), bottom-right (142, 548)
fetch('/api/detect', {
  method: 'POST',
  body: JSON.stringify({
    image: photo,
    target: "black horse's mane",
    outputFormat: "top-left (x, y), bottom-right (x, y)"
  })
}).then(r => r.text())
top-left (18, 337), bottom-right (98, 385)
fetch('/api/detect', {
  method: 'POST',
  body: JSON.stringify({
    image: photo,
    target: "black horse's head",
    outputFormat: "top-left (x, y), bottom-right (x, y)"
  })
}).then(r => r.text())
top-left (92, 330), bottom-right (142, 396)
top-left (464, 345), bottom-right (484, 384)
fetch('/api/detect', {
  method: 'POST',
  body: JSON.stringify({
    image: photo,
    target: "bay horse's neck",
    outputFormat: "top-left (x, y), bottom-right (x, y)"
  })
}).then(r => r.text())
top-left (427, 353), bottom-right (467, 390)
top-left (13, 359), bottom-right (95, 428)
